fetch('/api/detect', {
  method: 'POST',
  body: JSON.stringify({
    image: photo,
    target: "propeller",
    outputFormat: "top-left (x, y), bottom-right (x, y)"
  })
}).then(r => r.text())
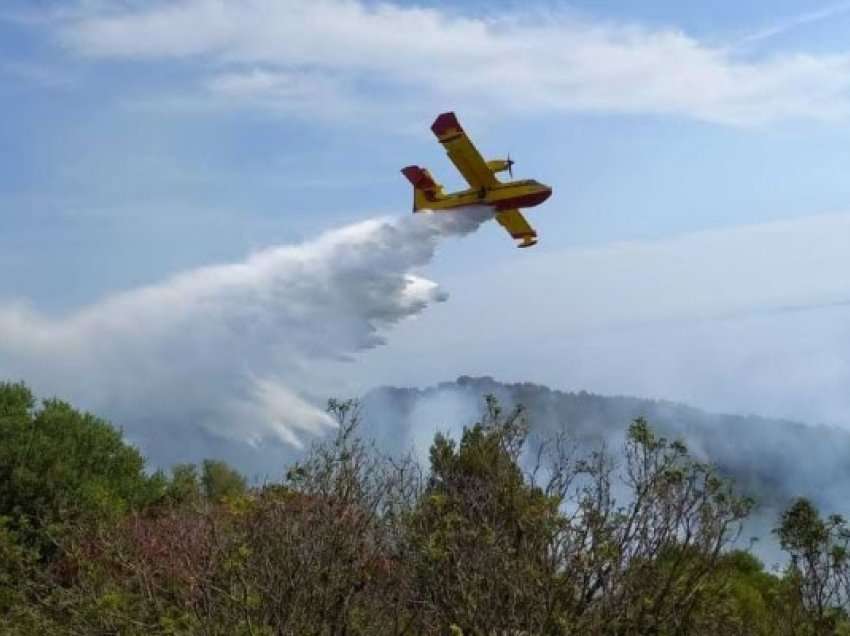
top-left (506, 154), bottom-right (514, 178)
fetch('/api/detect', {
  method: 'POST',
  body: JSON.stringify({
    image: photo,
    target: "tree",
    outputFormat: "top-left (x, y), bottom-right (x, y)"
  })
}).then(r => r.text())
top-left (405, 402), bottom-right (755, 635)
top-left (0, 382), bottom-right (167, 633)
top-left (0, 382), bottom-right (162, 554)
top-left (776, 498), bottom-right (850, 634)
top-left (201, 459), bottom-right (247, 502)
top-left (563, 418), bottom-right (754, 633)
top-left (406, 396), bottom-right (567, 634)
top-left (240, 398), bottom-right (419, 634)
top-left (165, 463), bottom-right (202, 505)
top-left (160, 460), bottom-right (248, 506)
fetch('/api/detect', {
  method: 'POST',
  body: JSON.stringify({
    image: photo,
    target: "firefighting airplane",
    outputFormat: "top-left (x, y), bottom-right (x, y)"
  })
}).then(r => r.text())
top-left (402, 112), bottom-right (552, 248)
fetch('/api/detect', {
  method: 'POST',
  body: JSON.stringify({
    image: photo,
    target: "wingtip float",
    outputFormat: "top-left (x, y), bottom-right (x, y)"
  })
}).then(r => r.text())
top-left (402, 111), bottom-right (552, 248)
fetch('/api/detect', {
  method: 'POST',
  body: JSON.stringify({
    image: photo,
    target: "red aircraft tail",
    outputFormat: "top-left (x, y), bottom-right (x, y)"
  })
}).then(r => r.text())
top-left (401, 165), bottom-right (443, 212)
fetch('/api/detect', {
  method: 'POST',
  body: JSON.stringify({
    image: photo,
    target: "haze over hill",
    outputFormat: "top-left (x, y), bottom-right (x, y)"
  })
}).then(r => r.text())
top-left (362, 376), bottom-right (850, 518)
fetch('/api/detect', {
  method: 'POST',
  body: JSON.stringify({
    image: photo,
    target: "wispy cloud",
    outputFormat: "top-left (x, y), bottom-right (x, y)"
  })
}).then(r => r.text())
top-left (54, 0), bottom-right (850, 126)
top-left (740, 1), bottom-right (850, 45)
top-left (204, 68), bottom-right (362, 120)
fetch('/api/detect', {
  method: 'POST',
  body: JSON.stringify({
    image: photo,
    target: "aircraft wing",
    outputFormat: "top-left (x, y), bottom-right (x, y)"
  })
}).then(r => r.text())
top-left (496, 209), bottom-right (537, 248)
top-left (431, 112), bottom-right (499, 189)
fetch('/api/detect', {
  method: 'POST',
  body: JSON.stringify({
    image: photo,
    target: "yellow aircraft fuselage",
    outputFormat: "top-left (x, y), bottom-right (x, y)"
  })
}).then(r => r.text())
top-left (405, 173), bottom-right (552, 213)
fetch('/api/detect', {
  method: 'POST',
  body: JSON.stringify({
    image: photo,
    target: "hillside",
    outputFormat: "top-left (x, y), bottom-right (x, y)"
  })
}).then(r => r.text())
top-left (362, 375), bottom-right (850, 513)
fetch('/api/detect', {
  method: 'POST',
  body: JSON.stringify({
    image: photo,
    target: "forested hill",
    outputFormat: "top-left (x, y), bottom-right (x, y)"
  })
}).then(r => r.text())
top-left (363, 375), bottom-right (850, 512)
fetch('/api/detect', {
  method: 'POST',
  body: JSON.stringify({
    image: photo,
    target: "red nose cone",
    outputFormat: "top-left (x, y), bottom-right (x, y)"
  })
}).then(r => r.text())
top-left (496, 186), bottom-right (552, 211)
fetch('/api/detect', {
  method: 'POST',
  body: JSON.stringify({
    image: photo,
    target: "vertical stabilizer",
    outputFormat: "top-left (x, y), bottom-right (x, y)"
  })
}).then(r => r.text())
top-left (401, 165), bottom-right (444, 212)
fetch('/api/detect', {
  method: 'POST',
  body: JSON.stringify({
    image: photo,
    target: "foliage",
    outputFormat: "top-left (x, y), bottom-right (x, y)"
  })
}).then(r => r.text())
top-left (406, 397), bottom-right (567, 633)
top-left (201, 459), bottom-right (247, 502)
top-left (166, 463), bottom-right (202, 505)
top-left (0, 381), bottom-right (163, 554)
top-left (1, 381), bottom-right (848, 635)
top-left (776, 498), bottom-right (850, 633)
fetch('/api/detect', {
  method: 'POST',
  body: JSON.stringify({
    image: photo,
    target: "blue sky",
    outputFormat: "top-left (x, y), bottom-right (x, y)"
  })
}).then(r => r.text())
top-left (4, 0), bottom-right (850, 469)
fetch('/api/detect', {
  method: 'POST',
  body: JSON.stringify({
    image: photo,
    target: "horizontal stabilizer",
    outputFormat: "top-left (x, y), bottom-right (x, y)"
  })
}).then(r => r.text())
top-left (401, 165), bottom-right (437, 191)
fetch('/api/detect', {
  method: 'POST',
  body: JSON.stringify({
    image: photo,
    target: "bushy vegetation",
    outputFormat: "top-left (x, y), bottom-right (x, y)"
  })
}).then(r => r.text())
top-left (1, 382), bottom-right (849, 634)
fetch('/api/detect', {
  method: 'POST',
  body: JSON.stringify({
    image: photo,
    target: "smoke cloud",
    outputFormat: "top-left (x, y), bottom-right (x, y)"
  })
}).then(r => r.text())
top-left (0, 208), bottom-right (491, 474)
top-left (361, 375), bottom-right (850, 566)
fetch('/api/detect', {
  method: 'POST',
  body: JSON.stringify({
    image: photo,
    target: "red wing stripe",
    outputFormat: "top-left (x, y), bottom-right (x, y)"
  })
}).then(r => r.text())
top-left (437, 133), bottom-right (463, 144)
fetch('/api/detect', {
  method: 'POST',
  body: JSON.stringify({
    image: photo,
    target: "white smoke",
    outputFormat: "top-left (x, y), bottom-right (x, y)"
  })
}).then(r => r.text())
top-left (0, 208), bottom-right (491, 470)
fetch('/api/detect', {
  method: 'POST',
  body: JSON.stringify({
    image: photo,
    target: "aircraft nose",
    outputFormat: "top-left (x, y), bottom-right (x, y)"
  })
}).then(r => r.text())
top-left (520, 184), bottom-right (552, 208)
top-left (523, 186), bottom-right (551, 208)
top-left (530, 184), bottom-right (552, 206)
